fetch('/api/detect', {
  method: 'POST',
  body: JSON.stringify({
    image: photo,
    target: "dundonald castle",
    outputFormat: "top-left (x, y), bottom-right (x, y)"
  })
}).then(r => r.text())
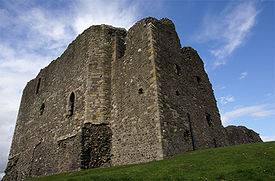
top-left (3, 18), bottom-right (262, 181)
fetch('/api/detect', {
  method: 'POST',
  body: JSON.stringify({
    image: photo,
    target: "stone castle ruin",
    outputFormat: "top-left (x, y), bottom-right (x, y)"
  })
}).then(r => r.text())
top-left (3, 18), bottom-right (262, 181)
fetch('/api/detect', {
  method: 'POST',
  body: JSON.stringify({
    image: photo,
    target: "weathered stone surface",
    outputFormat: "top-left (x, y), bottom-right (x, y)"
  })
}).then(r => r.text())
top-left (225, 126), bottom-right (262, 145)
top-left (81, 123), bottom-right (112, 169)
top-left (3, 17), bottom-right (262, 181)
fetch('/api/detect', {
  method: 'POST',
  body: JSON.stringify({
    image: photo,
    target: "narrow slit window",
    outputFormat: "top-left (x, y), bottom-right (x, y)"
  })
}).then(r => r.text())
top-left (36, 78), bottom-right (41, 94)
top-left (176, 90), bottom-right (180, 96)
top-left (213, 138), bottom-right (217, 148)
top-left (138, 86), bottom-right (143, 94)
top-left (195, 76), bottom-right (201, 84)
top-left (175, 64), bottom-right (181, 75)
top-left (183, 130), bottom-right (190, 141)
top-left (67, 92), bottom-right (75, 117)
top-left (206, 113), bottom-right (212, 127)
top-left (40, 103), bottom-right (45, 115)
top-left (187, 113), bottom-right (196, 151)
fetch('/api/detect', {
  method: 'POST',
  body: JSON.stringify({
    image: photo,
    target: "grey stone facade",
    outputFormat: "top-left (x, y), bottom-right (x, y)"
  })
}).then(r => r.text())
top-left (3, 17), bottom-right (262, 181)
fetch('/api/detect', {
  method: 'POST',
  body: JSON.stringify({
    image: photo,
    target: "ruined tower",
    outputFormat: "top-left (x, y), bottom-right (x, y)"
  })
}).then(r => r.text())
top-left (3, 17), bottom-right (262, 181)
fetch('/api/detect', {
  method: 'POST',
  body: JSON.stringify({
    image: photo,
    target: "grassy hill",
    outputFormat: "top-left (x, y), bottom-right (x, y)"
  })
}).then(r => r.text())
top-left (28, 141), bottom-right (275, 181)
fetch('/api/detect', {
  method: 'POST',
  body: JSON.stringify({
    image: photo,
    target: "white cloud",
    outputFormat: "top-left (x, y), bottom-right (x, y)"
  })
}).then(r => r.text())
top-left (0, 172), bottom-right (5, 180)
top-left (0, 0), bottom-right (143, 175)
top-left (214, 85), bottom-right (226, 90)
top-left (261, 136), bottom-right (275, 142)
top-left (218, 96), bottom-right (235, 105)
top-left (198, 1), bottom-right (259, 67)
top-left (72, 0), bottom-right (140, 34)
top-left (221, 104), bottom-right (275, 124)
top-left (252, 110), bottom-right (275, 117)
top-left (240, 72), bottom-right (248, 79)
top-left (20, 8), bottom-right (71, 42)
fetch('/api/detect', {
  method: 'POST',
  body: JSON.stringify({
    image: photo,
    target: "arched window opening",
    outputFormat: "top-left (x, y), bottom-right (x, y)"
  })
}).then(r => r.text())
top-left (206, 113), bottom-right (212, 127)
top-left (40, 103), bottom-right (45, 115)
top-left (67, 92), bottom-right (75, 118)
top-left (176, 90), bottom-right (180, 96)
top-left (138, 86), bottom-right (143, 94)
top-left (175, 64), bottom-right (181, 76)
top-left (36, 78), bottom-right (41, 94)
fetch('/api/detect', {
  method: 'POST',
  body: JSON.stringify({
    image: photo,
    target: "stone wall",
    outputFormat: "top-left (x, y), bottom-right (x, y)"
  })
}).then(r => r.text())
top-left (110, 18), bottom-right (164, 166)
top-left (179, 47), bottom-right (230, 149)
top-left (84, 25), bottom-right (126, 125)
top-left (3, 17), bottom-right (262, 181)
top-left (141, 18), bottom-right (230, 158)
top-left (4, 30), bottom-right (91, 179)
top-left (226, 126), bottom-right (262, 146)
top-left (81, 123), bottom-right (112, 169)
top-left (4, 24), bottom-right (125, 181)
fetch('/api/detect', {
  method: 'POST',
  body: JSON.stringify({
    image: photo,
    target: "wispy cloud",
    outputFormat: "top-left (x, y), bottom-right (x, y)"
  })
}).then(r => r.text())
top-left (261, 136), bottom-right (275, 142)
top-left (221, 104), bottom-right (275, 124)
top-left (0, 0), bottom-right (144, 176)
top-left (0, 173), bottom-right (5, 180)
top-left (198, 1), bottom-right (259, 67)
top-left (251, 110), bottom-right (275, 117)
top-left (72, 0), bottom-right (140, 34)
top-left (218, 96), bottom-right (235, 105)
top-left (239, 72), bottom-right (248, 79)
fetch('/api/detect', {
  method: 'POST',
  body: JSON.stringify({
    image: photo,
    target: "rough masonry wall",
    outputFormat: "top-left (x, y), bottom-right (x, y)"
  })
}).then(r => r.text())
top-left (4, 33), bottom-right (89, 180)
top-left (110, 18), bottom-right (164, 166)
top-left (4, 17), bottom-right (263, 181)
top-left (225, 126), bottom-right (262, 146)
top-left (82, 25), bottom-right (126, 169)
top-left (81, 123), bottom-right (112, 169)
top-left (146, 19), bottom-right (195, 157)
top-left (148, 18), bottom-right (230, 158)
top-left (4, 25), bottom-right (125, 181)
top-left (84, 25), bottom-right (126, 125)
top-left (180, 47), bottom-right (230, 149)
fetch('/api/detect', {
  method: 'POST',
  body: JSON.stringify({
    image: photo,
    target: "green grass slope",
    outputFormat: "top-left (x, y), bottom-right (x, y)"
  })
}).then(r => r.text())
top-left (28, 141), bottom-right (275, 181)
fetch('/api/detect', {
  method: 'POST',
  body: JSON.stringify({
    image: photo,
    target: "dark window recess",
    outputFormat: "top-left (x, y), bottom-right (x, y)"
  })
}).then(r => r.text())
top-left (58, 141), bottom-right (66, 149)
top-left (213, 138), bottom-right (217, 148)
top-left (138, 86), bottom-right (143, 94)
top-left (195, 76), bottom-right (201, 84)
top-left (176, 90), bottom-right (180, 96)
top-left (36, 78), bottom-right (41, 94)
top-left (187, 113), bottom-right (196, 151)
top-left (175, 64), bottom-right (181, 75)
top-left (67, 92), bottom-right (75, 118)
top-left (40, 103), bottom-right (45, 115)
top-left (206, 113), bottom-right (212, 127)
top-left (183, 130), bottom-right (190, 141)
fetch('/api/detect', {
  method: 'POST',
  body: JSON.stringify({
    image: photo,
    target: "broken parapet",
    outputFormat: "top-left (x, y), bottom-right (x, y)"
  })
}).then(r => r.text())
top-left (226, 126), bottom-right (263, 146)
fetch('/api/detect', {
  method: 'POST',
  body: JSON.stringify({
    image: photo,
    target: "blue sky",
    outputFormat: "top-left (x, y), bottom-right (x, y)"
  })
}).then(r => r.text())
top-left (0, 0), bottom-right (274, 179)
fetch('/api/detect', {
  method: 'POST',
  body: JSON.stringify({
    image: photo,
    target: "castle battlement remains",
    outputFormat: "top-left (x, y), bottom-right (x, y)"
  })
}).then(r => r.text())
top-left (3, 18), bottom-right (262, 181)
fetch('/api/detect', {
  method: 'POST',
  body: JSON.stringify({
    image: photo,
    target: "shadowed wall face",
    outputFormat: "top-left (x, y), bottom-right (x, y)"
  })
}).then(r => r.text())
top-left (225, 126), bottom-right (263, 145)
top-left (141, 19), bottom-right (230, 158)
